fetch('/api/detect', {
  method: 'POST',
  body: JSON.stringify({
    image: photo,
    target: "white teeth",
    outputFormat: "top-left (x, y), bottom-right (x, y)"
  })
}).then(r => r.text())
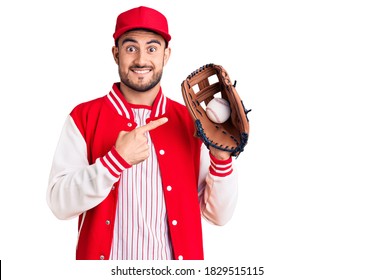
top-left (134, 69), bottom-right (150, 74)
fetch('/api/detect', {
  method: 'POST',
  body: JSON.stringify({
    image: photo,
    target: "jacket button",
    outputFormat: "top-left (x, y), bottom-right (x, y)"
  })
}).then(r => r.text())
top-left (172, 220), bottom-right (177, 226)
top-left (166, 185), bottom-right (172, 191)
top-left (106, 220), bottom-right (110, 225)
top-left (100, 255), bottom-right (105, 260)
top-left (159, 149), bottom-right (165, 155)
top-left (178, 255), bottom-right (183, 260)
top-left (127, 122), bottom-right (133, 127)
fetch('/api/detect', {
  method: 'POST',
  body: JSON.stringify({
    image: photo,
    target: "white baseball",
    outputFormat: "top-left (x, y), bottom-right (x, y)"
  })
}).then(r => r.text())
top-left (206, 98), bottom-right (231, 123)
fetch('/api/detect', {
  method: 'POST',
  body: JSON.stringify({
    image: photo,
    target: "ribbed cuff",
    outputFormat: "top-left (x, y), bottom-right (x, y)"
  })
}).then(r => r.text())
top-left (209, 152), bottom-right (233, 177)
top-left (100, 146), bottom-right (132, 177)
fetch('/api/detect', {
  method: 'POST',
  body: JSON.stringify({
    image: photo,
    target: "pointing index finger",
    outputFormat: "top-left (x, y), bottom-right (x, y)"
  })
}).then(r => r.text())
top-left (138, 117), bottom-right (168, 133)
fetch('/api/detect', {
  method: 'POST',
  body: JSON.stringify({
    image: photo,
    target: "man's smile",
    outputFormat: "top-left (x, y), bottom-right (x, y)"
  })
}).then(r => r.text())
top-left (131, 68), bottom-right (152, 75)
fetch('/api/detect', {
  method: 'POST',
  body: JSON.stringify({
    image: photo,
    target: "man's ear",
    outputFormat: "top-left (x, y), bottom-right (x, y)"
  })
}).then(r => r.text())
top-left (112, 46), bottom-right (119, 65)
top-left (163, 47), bottom-right (171, 66)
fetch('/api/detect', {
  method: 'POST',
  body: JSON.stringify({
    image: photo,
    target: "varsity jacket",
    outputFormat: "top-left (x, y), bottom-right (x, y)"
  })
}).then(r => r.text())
top-left (47, 83), bottom-right (238, 260)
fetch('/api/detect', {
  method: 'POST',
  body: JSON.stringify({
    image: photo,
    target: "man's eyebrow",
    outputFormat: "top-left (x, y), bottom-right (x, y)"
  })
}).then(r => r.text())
top-left (147, 39), bottom-right (161, 46)
top-left (121, 38), bottom-right (137, 45)
top-left (121, 38), bottom-right (162, 46)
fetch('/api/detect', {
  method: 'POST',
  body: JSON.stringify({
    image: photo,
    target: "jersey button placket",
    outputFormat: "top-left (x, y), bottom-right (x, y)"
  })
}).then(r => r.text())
top-left (172, 218), bottom-right (182, 260)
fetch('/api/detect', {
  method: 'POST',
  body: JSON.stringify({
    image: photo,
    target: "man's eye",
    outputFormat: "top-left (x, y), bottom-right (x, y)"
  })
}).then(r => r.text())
top-left (148, 47), bottom-right (157, 53)
top-left (126, 46), bottom-right (137, 52)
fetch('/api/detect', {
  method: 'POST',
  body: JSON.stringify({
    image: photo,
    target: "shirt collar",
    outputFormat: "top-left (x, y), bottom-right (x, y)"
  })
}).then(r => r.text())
top-left (106, 83), bottom-right (168, 120)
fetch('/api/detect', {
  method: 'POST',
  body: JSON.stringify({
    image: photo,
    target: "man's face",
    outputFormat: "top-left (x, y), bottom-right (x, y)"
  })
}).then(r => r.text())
top-left (113, 30), bottom-right (170, 92)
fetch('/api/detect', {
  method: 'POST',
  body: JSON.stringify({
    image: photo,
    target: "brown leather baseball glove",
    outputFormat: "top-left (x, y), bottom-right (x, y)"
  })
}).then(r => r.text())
top-left (181, 63), bottom-right (250, 157)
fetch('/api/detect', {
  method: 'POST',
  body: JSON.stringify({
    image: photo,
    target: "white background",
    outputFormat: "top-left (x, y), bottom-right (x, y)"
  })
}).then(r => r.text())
top-left (0, 0), bottom-right (373, 279)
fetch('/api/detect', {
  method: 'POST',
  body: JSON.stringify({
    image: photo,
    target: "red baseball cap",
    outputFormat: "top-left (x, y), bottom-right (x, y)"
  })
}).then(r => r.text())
top-left (113, 6), bottom-right (171, 44)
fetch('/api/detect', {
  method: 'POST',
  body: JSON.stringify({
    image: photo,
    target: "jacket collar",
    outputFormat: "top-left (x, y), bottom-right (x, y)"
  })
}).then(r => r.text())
top-left (106, 83), bottom-right (168, 120)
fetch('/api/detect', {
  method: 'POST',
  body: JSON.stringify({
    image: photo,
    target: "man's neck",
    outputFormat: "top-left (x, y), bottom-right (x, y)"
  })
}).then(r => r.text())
top-left (119, 83), bottom-right (160, 106)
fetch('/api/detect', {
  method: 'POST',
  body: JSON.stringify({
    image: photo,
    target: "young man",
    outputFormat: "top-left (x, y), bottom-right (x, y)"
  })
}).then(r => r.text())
top-left (47, 6), bottom-right (238, 260)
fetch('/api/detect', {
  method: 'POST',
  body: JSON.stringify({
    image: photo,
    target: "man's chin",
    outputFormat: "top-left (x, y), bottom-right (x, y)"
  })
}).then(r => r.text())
top-left (123, 81), bottom-right (158, 92)
top-left (121, 71), bottom-right (163, 92)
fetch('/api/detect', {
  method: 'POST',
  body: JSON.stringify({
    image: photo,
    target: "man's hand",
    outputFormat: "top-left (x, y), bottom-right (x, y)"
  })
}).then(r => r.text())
top-left (115, 117), bottom-right (168, 165)
top-left (209, 147), bottom-right (231, 161)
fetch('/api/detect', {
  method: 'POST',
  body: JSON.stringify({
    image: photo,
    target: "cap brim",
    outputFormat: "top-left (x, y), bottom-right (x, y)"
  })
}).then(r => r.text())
top-left (113, 26), bottom-right (171, 43)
